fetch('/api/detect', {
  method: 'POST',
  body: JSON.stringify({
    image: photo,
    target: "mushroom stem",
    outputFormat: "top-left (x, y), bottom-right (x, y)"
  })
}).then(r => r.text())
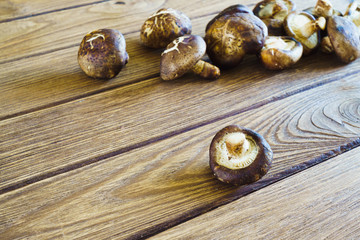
top-left (191, 60), bottom-right (220, 80)
top-left (225, 133), bottom-right (250, 157)
top-left (320, 36), bottom-right (334, 53)
top-left (300, 16), bottom-right (326, 38)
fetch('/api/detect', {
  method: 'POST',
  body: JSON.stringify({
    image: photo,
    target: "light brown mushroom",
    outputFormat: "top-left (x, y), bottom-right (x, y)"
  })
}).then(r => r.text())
top-left (284, 11), bottom-right (325, 55)
top-left (209, 125), bottom-right (273, 185)
top-left (160, 35), bottom-right (220, 80)
top-left (140, 8), bottom-right (192, 49)
top-left (78, 29), bottom-right (129, 79)
top-left (259, 36), bottom-right (303, 70)
top-left (205, 4), bottom-right (268, 68)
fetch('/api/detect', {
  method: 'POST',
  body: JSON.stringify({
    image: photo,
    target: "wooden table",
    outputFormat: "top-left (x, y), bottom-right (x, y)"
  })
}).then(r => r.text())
top-left (1, 0), bottom-right (360, 239)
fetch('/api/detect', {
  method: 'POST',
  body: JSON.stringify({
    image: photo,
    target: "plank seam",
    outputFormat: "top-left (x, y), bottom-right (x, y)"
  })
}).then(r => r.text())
top-left (0, 69), bottom-right (358, 195)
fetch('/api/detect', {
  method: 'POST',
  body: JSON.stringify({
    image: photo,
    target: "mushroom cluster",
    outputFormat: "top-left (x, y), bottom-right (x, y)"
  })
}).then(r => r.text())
top-left (256, 0), bottom-right (360, 67)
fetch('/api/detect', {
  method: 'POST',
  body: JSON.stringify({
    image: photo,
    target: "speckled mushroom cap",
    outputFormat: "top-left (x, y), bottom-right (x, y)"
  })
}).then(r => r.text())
top-left (140, 8), bottom-right (192, 49)
top-left (160, 35), bottom-right (206, 81)
top-left (209, 125), bottom-right (273, 185)
top-left (205, 5), bottom-right (268, 68)
top-left (78, 29), bottom-right (129, 79)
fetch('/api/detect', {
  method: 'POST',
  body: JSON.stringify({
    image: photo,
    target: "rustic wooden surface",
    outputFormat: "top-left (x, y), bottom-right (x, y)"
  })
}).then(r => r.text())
top-left (1, 0), bottom-right (360, 239)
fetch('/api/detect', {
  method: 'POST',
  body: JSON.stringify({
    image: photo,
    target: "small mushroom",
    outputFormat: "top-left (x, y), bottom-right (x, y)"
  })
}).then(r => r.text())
top-left (140, 8), bottom-right (192, 49)
top-left (209, 125), bottom-right (273, 185)
top-left (160, 35), bottom-right (220, 80)
top-left (259, 36), bottom-right (303, 70)
top-left (284, 11), bottom-right (325, 55)
top-left (205, 4), bottom-right (268, 68)
top-left (78, 29), bottom-right (129, 79)
top-left (253, 0), bottom-right (296, 36)
top-left (327, 15), bottom-right (360, 63)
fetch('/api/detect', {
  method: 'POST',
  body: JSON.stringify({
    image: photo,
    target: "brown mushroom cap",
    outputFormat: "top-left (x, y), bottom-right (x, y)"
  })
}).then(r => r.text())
top-left (140, 8), bottom-right (192, 49)
top-left (209, 125), bottom-right (273, 185)
top-left (160, 35), bottom-right (206, 81)
top-left (327, 15), bottom-right (360, 63)
top-left (77, 29), bottom-right (129, 79)
top-left (259, 36), bottom-right (303, 70)
top-left (284, 11), bottom-right (321, 55)
top-left (205, 5), bottom-right (268, 68)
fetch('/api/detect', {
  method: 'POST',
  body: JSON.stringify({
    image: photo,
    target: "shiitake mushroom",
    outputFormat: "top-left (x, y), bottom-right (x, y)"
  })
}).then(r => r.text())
top-left (284, 11), bottom-right (325, 55)
top-left (259, 36), bottom-right (303, 70)
top-left (327, 15), bottom-right (360, 63)
top-left (160, 35), bottom-right (220, 80)
top-left (78, 29), bottom-right (129, 79)
top-left (209, 125), bottom-right (273, 185)
top-left (140, 8), bottom-right (192, 49)
top-left (205, 4), bottom-right (268, 69)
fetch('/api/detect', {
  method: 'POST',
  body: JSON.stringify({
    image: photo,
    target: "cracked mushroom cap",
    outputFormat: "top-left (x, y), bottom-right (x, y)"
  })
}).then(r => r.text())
top-left (78, 29), bottom-right (129, 79)
top-left (209, 125), bottom-right (273, 185)
top-left (205, 5), bottom-right (268, 68)
top-left (327, 15), bottom-right (360, 63)
top-left (259, 36), bottom-right (303, 70)
top-left (140, 8), bottom-right (192, 49)
top-left (160, 35), bottom-right (206, 81)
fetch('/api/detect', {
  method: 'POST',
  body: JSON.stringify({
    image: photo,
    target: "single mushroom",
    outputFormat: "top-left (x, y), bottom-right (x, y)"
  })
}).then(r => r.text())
top-left (284, 11), bottom-right (325, 55)
top-left (140, 8), bottom-right (192, 49)
top-left (209, 125), bottom-right (273, 185)
top-left (78, 29), bottom-right (129, 79)
top-left (327, 15), bottom-right (360, 63)
top-left (205, 4), bottom-right (268, 68)
top-left (160, 35), bottom-right (220, 80)
top-left (259, 36), bottom-right (303, 70)
top-left (253, 0), bottom-right (296, 36)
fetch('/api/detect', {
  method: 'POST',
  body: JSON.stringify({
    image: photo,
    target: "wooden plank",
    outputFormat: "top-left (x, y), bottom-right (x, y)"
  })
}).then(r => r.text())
top-left (0, 0), bottom-right (112, 22)
top-left (151, 147), bottom-right (360, 239)
top-left (1, 51), bottom-right (359, 190)
top-left (0, 0), bottom-right (348, 64)
top-left (0, 76), bottom-right (359, 239)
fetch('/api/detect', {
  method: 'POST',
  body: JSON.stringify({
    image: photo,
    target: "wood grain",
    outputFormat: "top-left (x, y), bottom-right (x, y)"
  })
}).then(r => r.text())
top-left (151, 147), bottom-right (360, 239)
top-left (1, 76), bottom-right (359, 239)
top-left (1, 52), bottom-right (358, 191)
top-left (0, 0), bottom-right (112, 22)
